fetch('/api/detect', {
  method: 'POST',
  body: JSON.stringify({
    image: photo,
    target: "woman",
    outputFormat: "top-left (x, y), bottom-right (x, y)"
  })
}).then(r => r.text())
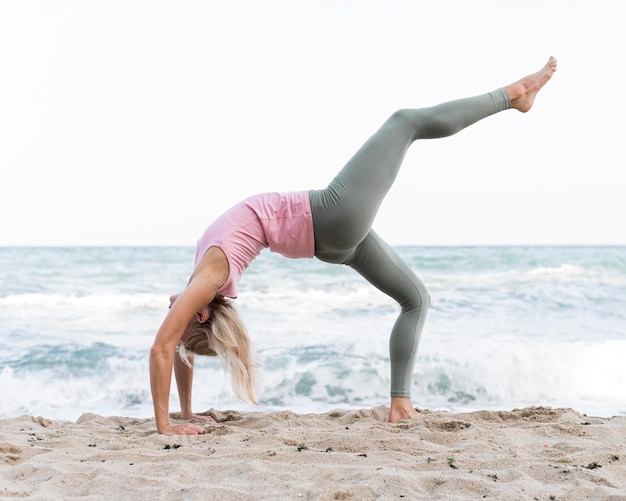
top-left (150, 57), bottom-right (558, 434)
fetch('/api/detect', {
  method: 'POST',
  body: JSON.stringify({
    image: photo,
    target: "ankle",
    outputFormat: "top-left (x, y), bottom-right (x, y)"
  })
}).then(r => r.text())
top-left (390, 397), bottom-right (413, 412)
top-left (388, 397), bottom-right (421, 422)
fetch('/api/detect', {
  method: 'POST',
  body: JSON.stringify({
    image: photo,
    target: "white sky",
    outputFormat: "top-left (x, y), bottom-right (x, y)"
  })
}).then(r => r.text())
top-left (1, 0), bottom-right (624, 246)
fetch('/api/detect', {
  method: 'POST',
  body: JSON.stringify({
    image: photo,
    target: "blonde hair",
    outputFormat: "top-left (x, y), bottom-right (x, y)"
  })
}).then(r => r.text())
top-left (178, 296), bottom-right (258, 404)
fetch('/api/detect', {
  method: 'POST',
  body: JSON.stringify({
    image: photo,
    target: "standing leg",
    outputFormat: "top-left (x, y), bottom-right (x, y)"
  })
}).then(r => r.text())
top-left (345, 230), bottom-right (429, 422)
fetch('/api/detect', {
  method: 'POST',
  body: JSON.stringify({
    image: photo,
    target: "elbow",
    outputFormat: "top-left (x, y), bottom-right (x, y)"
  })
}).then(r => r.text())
top-left (150, 343), bottom-right (173, 363)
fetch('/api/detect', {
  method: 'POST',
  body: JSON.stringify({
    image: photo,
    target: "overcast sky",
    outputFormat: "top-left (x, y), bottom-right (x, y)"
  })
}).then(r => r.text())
top-left (2, 0), bottom-right (624, 246)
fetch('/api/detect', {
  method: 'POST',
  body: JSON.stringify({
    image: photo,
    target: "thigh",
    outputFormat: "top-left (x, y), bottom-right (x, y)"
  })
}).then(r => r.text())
top-left (309, 112), bottom-right (417, 255)
top-left (345, 230), bottom-right (428, 310)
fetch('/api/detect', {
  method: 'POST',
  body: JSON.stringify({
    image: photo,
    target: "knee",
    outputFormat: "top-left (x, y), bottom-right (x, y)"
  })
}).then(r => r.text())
top-left (386, 109), bottom-right (421, 141)
top-left (388, 109), bottom-right (414, 127)
top-left (417, 286), bottom-right (431, 313)
top-left (401, 281), bottom-right (430, 314)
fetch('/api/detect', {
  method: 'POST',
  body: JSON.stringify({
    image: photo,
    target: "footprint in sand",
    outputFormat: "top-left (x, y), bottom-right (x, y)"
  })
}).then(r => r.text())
top-left (0, 443), bottom-right (23, 464)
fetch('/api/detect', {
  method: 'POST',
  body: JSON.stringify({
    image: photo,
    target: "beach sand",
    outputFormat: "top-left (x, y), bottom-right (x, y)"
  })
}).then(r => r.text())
top-left (1, 406), bottom-right (625, 500)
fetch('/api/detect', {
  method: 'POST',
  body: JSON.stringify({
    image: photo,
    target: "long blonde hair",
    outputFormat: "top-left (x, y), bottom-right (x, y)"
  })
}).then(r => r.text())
top-left (178, 296), bottom-right (258, 404)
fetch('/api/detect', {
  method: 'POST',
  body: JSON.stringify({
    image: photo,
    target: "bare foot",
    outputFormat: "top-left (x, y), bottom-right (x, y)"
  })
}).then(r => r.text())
top-left (505, 56), bottom-right (557, 113)
top-left (387, 397), bottom-right (422, 423)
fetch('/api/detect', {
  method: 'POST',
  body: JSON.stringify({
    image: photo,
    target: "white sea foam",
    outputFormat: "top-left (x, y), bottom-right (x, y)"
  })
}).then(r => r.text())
top-left (1, 246), bottom-right (625, 421)
top-left (2, 335), bottom-right (623, 421)
top-left (0, 292), bottom-right (165, 310)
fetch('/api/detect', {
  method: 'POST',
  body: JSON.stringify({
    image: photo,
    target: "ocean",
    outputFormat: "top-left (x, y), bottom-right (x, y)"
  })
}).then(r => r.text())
top-left (1, 246), bottom-right (624, 422)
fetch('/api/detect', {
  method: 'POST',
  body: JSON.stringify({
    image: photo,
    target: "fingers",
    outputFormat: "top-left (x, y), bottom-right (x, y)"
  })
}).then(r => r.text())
top-left (160, 415), bottom-right (216, 434)
top-left (165, 423), bottom-right (205, 435)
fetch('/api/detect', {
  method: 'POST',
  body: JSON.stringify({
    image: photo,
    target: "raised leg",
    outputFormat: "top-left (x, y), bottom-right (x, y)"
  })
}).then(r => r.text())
top-left (309, 57), bottom-right (558, 262)
top-left (310, 89), bottom-right (510, 262)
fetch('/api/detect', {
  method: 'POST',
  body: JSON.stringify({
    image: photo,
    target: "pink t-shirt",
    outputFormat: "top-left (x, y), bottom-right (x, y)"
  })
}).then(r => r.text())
top-left (195, 191), bottom-right (315, 298)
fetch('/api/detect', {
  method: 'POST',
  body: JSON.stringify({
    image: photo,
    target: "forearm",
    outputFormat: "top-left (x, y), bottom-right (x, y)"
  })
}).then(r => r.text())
top-left (150, 346), bottom-right (174, 433)
top-left (174, 351), bottom-right (194, 418)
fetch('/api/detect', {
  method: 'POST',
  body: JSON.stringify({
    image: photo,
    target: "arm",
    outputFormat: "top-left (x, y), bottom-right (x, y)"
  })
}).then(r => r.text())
top-left (174, 349), bottom-right (195, 419)
top-left (150, 279), bottom-right (211, 434)
top-left (173, 349), bottom-right (216, 422)
top-left (150, 247), bottom-right (228, 434)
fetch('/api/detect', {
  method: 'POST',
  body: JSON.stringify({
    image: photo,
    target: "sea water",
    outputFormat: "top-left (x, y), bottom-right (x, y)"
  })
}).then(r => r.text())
top-left (1, 246), bottom-right (624, 421)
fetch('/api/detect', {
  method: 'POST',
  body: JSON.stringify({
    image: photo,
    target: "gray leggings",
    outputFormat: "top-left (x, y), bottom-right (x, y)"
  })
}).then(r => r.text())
top-left (308, 88), bottom-right (510, 398)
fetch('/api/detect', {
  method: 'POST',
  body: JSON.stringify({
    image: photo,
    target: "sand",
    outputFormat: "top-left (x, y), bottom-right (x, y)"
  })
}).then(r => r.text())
top-left (1, 406), bottom-right (625, 500)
